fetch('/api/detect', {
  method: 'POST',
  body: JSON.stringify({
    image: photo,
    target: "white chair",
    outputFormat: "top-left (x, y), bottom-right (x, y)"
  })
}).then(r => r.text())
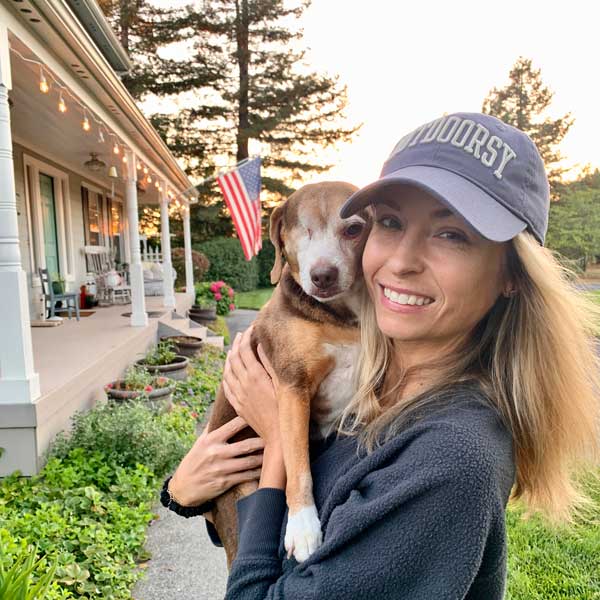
top-left (83, 246), bottom-right (132, 305)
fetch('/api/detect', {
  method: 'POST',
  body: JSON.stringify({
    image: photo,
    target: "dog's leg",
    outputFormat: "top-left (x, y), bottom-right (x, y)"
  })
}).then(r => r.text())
top-left (278, 385), bottom-right (322, 562)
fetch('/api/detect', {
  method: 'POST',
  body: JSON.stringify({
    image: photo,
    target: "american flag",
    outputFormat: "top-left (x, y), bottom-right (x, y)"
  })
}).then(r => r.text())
top-left (217, 157), bottom-right (262, 261)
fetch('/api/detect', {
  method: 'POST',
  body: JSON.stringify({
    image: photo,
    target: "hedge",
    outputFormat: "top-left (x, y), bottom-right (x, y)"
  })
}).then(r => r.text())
top-left (194, 237), bottom-right (259, 291)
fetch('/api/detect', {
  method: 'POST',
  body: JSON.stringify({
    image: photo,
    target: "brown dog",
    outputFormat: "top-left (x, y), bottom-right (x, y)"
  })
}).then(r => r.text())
top-left (207, 181), bottom-right (369, 566)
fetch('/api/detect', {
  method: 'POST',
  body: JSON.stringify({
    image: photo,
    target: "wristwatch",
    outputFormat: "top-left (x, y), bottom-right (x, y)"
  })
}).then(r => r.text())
top-left (160, 476), bottom-right (215, 518)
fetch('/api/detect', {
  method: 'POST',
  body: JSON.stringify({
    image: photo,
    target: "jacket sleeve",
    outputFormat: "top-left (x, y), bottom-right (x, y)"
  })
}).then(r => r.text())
top-left (225, 422), bottom-right (509, 600)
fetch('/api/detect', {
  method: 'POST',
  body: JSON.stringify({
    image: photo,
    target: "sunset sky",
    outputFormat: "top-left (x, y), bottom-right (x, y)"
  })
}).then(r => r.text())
top-left (155, 0), bottom-right (600, 188)
top-left (300, 0), bottom-right (600, 187)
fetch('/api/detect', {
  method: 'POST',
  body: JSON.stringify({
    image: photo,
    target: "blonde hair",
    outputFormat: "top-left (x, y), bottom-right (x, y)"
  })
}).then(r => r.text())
top-left (338, 231), bottom-right (600, 523)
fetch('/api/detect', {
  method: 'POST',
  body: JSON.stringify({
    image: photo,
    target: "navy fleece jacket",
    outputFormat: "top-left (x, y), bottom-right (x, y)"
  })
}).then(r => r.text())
top-left (225, 385), bottom-right (515, 599)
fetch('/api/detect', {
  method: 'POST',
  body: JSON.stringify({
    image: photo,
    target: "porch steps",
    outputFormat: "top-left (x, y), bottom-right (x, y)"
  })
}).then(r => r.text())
top-left (158, 310), bottom-right (224, 351)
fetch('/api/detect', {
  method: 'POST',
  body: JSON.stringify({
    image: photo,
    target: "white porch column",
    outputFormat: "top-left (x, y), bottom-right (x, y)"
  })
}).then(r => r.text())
top-left (159, 183), bottom-right (175, 307)
top-left (124, 150), bottom-right (148, 327)
top-left (0, 26), bottom-right (40, 404)
top-left (182, 199), bottom-right (194, 301)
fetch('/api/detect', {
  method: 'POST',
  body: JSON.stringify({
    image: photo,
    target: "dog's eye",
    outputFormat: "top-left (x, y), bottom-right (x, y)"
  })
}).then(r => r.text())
top-left (343, 223), bottom-right (364, 238)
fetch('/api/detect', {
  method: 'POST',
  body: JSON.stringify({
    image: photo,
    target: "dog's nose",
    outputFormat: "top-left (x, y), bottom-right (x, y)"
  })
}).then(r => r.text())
top-left (310, 266), bottom-right (339, 290)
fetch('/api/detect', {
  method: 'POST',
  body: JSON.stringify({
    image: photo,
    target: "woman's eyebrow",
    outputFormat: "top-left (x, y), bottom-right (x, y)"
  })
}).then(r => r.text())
top-left (431, 208), bottom-right (455, 220)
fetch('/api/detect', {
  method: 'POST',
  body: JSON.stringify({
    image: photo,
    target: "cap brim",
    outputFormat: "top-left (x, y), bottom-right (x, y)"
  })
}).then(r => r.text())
top-left (340, 165), bottom-right (527, 242)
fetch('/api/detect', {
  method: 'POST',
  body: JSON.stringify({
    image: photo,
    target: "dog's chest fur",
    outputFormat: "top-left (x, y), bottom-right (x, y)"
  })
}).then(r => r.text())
top-left (310, 342), bottom-right (361, 438)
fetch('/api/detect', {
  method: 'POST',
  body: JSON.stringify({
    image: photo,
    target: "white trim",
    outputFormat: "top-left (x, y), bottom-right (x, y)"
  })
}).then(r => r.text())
top-left (22, 153), bottom-right (74, 286)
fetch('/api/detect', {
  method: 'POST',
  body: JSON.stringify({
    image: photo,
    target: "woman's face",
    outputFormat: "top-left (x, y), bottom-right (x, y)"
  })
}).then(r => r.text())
top-left (362, 186), bottom-right (510, 363)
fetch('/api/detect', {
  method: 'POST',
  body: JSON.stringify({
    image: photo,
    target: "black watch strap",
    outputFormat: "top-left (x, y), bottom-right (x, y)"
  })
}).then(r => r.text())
top-left (160, 476), bottom-right (215, 518)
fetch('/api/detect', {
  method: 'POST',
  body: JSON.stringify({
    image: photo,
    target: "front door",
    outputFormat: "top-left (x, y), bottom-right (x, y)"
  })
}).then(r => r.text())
top-left (40, 173), bottom-right (60, 277)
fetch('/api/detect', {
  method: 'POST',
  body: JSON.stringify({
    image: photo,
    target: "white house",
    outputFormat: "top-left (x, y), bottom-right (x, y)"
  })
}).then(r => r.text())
top-left (0, 0), bottom-right (206, 476)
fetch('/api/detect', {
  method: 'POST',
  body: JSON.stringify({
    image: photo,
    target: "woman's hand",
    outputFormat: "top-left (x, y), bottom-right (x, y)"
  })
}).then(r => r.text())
top-left (223, 325), bottom-right (281, 448)
top-left (168, 416), bottom-right (264, 508)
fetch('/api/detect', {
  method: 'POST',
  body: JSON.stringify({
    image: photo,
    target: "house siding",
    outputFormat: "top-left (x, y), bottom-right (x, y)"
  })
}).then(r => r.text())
top-left (12, 142), bottom-right (121, 319)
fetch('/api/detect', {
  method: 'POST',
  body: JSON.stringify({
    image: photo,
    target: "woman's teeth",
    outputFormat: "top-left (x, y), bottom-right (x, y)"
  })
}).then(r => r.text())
top-left (383, 287), bottom-right (433, 306)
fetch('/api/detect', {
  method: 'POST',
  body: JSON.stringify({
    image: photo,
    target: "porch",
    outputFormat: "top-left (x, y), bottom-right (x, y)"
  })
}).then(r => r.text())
top-left (0, 2), bottom-right (201, 476)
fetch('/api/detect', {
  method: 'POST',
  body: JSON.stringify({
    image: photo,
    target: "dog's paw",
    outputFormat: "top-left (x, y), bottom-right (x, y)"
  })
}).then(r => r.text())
top-left (285, 504), bottom-right (322, 562)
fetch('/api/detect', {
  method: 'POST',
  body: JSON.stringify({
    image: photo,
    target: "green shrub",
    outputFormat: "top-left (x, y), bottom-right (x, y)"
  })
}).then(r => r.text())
top-left (47, 400), bottom-right (194, 477)
top-left (195, 237), bottom-right (259, 291)
top-left (171, 247), bottom-right (210, 289)
top-left (0, 345), bottom-right (227, 600)
top-left (257, 238), bottom-right (275, 287)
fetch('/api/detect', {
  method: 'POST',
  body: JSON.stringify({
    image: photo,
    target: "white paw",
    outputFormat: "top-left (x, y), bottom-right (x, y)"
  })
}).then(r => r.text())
top-left (285, 504), bottom-right (322, 562)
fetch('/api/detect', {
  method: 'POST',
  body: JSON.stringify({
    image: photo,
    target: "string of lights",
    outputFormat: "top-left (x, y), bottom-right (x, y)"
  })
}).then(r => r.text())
top-left (9, 46), bottom-right (182, 203)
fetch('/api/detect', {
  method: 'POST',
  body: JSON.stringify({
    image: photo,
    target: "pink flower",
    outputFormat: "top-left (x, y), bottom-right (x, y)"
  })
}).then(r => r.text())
top-left (215, 292), bottom-right (223, 301)
top-left (228, 288), bottom-right (234, 298)
top-left (105, 382), bottom-right (114, 389)
top-left (209, 282), bottom-right (219, 293)
top-left (229, 303), bottom-right (235, 311)
top-left (156, 376), bottom-right (169, 386)
top-left (216, 280), bottom-right (226, 289)
top-left (144, 384), bottom-right (153, 392)
top-left (191, 411), bottom-right (199, 418)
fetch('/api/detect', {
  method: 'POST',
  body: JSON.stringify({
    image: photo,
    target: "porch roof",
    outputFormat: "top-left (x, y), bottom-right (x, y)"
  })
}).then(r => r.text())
top-left (2, 0), bottom-right (196, 202)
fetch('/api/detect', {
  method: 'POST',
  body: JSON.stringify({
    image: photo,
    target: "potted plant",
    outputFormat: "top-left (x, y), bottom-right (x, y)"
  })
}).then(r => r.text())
top-left (135, 340), bottom-right (189, 380)
top-left (189, 282), bottom-right (218, 325)
top-left (104, 365), bottom-right (175, 410)
top-left (52, 273), bottom-right (66, 295)
top-left (160, 335), bottom-right (204, 358)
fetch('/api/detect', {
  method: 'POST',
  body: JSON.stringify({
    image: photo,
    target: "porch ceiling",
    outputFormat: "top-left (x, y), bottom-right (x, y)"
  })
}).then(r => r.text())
top-left (9, 36), bottom-right (161, 204)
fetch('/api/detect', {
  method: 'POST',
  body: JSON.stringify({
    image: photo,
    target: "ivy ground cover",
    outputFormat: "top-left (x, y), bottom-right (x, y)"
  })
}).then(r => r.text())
top-left (0, 346), bottom-right (224, 599)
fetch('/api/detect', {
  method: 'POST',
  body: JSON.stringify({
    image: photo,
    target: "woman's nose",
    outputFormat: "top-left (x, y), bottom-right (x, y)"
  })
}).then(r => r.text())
top-left (387, 231), bottom-right (426, 276)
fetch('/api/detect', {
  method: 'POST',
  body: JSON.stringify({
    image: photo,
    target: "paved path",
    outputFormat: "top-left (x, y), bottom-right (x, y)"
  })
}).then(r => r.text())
top-left (133, 309), bottom-right (259, 600)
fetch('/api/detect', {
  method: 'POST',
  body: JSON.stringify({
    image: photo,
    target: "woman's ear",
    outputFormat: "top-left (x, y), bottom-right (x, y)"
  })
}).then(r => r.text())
top-left (269, 203), bottom-right (286, 284)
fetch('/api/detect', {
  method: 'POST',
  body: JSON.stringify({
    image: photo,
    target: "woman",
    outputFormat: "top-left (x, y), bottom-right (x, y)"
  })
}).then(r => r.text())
top-left (165, 112), bottom-right (600, 599)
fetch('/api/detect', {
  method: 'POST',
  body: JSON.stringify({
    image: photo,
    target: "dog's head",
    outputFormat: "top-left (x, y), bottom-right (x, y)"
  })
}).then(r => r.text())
top-left (269, 181), bottom-right (370, 302)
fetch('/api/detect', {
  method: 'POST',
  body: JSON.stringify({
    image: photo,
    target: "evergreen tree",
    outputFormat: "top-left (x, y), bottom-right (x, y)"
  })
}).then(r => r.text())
top-left (150, 0), bottom-right (359, 198)
top-left (482, 57), bottom-right (573, 196)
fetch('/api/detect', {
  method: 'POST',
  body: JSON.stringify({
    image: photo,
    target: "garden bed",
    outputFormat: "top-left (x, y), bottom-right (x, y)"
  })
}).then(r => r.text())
top-left (0, 345), bottom-right (225, 599)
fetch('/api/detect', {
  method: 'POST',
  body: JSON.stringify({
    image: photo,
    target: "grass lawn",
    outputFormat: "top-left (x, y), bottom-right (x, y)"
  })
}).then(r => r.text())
top-left (585, 290), bottom-right (600, 304)
top-left (235, 287), bottom-right (275, 310)
top-left (505, 471), bottom-right (600, 599)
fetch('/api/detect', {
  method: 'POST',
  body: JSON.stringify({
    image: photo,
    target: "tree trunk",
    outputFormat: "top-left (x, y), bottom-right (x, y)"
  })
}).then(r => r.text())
top-left (235, 0), bottom-right (250, 162)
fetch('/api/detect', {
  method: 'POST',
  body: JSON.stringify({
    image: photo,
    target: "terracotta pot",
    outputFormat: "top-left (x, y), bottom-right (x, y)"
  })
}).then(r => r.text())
top-left (135, 355), bottom-right (190, 380)
top-left (160, 335), bottom-right (204, 358)
top-left (188, 305), bottom-right (217, 325)
top-left (105, 379), bottom-right (175, 410)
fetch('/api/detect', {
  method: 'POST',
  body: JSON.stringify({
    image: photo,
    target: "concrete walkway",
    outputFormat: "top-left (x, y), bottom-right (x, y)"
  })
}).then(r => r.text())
top-left (132, 309), bottom-right (259, 600)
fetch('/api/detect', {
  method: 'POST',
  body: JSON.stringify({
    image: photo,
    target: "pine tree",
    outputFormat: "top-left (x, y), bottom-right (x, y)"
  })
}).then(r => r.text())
top-left (150, 0), bottom-right (359, 198)
top-left (482, 57), bottom-right (573, 196)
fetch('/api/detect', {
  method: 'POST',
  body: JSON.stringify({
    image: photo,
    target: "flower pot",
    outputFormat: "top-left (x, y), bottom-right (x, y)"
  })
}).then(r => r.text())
top-left (105, 379), bottom-right (175, 410)
top-left (188, 305), bottom-right (217, 326)
top-left (160, 335), bottom-right (204, 358)
top-left (135, 355), bottom-right (190, 380)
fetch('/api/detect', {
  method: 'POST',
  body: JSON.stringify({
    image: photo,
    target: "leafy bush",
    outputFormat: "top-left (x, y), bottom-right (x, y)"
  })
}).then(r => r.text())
top-left (195, 237), bottom-right (259, 291)
top-left (0, 345), bottom-right (226, 599)
top-left (257, 238), bottom-right (275, 287)
top-left (171, 247), bottom-right (210, 289)
top-left (48, 401), bottom-right (193, 476)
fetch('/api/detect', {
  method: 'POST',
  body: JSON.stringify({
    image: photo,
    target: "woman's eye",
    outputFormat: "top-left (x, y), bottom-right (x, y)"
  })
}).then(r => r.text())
top-left (343, 223), bottom-right (364, 238)
top-left (438, 230), bottom-right (468, 243)
top-left (376, 216), bottom-right (402, 229)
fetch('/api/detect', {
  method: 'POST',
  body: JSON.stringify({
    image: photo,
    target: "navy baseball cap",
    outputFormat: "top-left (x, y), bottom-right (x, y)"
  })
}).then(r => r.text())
top-left (340, 112), bottom-right (550, 245)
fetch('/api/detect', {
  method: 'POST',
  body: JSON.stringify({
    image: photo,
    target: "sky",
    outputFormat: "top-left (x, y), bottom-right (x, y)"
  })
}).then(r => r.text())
top-left (298, 0), bottom-right (600, 187)
top-left (154, 0), bottom-right (600, 188)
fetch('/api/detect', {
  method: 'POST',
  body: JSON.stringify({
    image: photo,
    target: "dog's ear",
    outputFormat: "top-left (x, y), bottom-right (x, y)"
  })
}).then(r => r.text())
top-left (269, 202), bottom-right (286, 284)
